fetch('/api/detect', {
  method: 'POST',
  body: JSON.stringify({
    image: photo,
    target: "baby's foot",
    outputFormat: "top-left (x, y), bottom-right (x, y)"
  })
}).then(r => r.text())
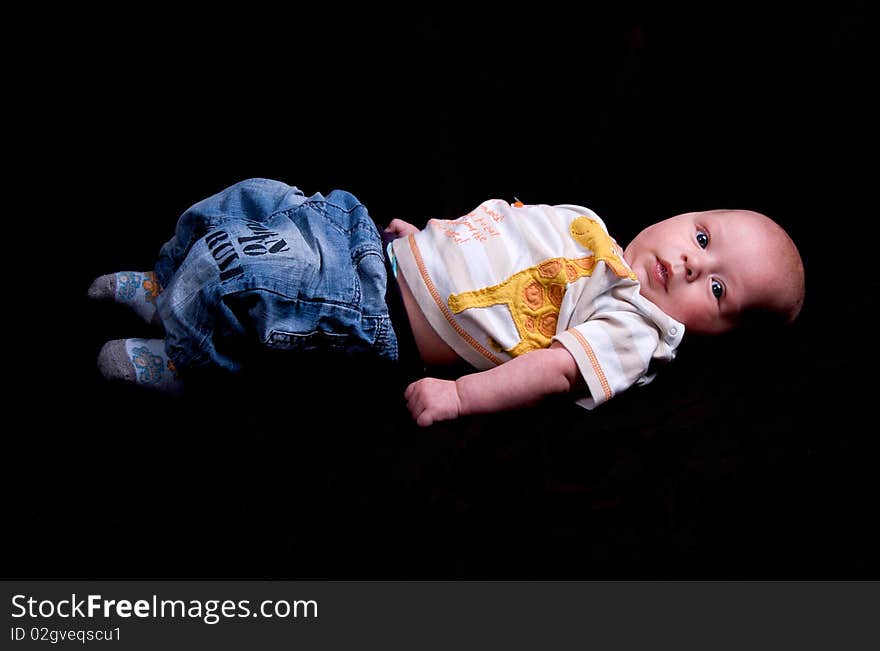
top-left (97, 338), bottom-right (183, 393)
top-left (88, 271), bottom-right (162, 324)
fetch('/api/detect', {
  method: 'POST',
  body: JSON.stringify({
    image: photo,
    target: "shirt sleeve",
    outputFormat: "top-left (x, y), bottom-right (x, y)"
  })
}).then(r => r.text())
top-left (552, 310), bottom-right (661, 410)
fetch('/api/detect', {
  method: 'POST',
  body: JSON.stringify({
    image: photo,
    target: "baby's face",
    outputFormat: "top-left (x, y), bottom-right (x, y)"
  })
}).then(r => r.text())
top-left (623, 209), bottom-right (786, 334)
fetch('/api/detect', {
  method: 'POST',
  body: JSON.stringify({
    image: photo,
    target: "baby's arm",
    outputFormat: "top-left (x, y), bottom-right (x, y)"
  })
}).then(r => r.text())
top-left (384, 218), bottom-right (421, 238)
top-left (404, 342), bottom-right (581, 427)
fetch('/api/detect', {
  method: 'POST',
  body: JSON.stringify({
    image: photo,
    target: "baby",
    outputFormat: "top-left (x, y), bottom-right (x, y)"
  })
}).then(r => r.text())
top-left (89, 178), bottom-right (804, 426)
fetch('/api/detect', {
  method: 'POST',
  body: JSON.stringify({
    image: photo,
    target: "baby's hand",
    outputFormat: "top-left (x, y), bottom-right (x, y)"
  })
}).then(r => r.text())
top-left (384, 219), bottom-right (420, 239)
top-left (404, 377), bottom-right (462, 427)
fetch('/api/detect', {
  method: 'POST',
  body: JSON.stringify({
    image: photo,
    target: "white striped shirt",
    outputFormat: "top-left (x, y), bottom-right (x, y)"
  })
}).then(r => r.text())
top-left (391, 199), bottom-right (684, 409)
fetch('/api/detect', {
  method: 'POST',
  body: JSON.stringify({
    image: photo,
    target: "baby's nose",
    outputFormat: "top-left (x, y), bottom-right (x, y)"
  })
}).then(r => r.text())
top-left (681, 253), bottom-right (702, 280)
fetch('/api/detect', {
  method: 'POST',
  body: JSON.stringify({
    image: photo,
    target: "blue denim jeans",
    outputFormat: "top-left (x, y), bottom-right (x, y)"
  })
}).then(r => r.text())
top-left (154, 178), bottom-right (397, 374)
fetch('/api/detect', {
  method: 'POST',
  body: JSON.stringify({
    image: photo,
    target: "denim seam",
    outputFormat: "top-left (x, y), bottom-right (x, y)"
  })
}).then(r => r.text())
top-left (222, 288), bottom-right (364, 310)
top-left (280, 199), bottom-right (376, 237)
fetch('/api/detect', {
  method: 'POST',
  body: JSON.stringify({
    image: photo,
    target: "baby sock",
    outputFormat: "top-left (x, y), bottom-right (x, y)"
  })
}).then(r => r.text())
top-left (88, 271), bottom-right (162, 324)
top-left (97, 338), bottom-right (184, 393)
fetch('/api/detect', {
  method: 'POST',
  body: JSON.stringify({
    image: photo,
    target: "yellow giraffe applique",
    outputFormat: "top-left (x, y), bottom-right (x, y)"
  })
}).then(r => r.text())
top-left (447, 216), bottom-right (636, 357)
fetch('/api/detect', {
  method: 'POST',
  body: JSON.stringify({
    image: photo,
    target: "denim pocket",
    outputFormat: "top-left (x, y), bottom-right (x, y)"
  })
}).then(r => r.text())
top-left (265, 328), bottom-right (354, 352)
top-left (259, 293), bottom-right (377, 350)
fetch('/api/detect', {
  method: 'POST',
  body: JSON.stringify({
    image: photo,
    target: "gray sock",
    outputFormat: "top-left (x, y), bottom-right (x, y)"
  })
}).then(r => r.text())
top-left (97, 338), bottom-right (183, 393)
top-left (88, 271), bottom-right (162, 324)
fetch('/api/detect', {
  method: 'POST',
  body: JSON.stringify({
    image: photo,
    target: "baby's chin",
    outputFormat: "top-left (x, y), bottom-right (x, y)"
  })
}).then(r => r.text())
top-left (633, 267), bottom-right (656, 301)
top-left (637, 281), bottom-right (673, 316)
top-left (642, 289), bottom-right (665, 311)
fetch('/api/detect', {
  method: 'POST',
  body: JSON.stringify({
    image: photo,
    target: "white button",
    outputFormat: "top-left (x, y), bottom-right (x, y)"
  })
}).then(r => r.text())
top-left (669, 327), bottom-right (678, 336)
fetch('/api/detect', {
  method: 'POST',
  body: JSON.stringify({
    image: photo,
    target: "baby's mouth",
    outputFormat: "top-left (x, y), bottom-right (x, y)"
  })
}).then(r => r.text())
top-left (653, 259), bottom-right (669, 290)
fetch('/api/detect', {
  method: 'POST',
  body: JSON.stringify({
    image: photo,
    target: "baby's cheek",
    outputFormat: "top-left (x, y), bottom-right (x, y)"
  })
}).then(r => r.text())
top-left (675, 301), bottom-right (725, 334)
top-left (644, 284), bottom-right (678, 318)
top-left (661, 289), bottom-right (703, 330)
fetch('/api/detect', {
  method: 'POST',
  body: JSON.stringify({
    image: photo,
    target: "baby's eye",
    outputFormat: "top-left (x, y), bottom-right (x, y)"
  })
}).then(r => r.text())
top-left (711, 279), bottom-right (724, 300)
top-left (696, 229), bottom-right (709, 248)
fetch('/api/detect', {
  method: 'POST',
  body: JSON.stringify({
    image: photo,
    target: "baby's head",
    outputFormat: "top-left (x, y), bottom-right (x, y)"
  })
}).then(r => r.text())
top-left (623, 209), bottom-right (804, 335)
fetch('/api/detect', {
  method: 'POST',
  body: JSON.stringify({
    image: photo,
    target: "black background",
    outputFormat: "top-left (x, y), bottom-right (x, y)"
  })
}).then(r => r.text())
top-left (6, 3), bottom-right (876, 578)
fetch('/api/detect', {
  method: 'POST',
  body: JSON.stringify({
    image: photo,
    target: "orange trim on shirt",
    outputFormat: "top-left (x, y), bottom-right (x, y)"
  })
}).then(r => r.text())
top-left (407, 234), bottom-right (504, 366)
top-left (567, 328), bottom-right (612, 402)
